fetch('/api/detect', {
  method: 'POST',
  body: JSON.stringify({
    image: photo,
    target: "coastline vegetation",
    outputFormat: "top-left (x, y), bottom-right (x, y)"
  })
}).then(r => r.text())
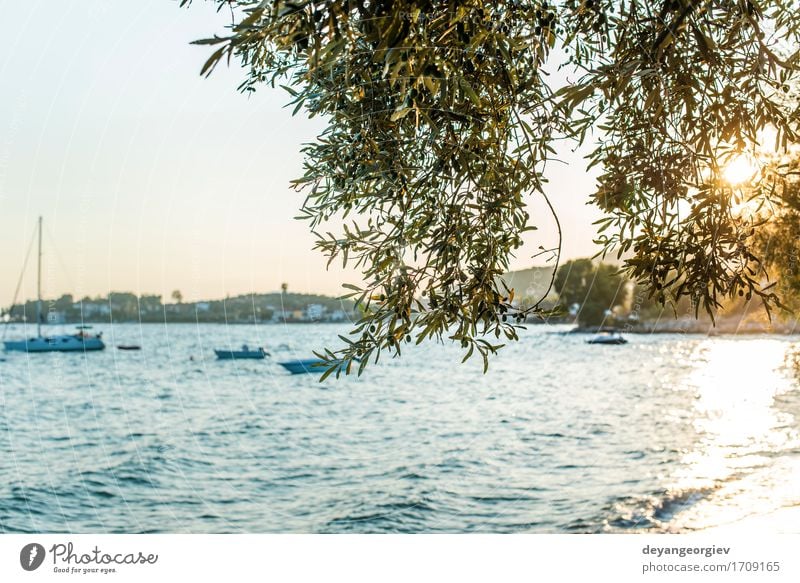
top-left (4, 257), bottom-right (789, 333)
top-left (2, 291), bottom-right (355, 325)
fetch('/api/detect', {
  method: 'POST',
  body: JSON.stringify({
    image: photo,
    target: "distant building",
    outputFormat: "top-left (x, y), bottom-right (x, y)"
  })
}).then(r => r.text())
top-left (329, 309), bottom-right (348, 322)
top-left (47, 311), bottom-right (66, 324)
top-left (306, 304), bottom-right (326, 321)
top-left (77, 301), bottom-right (110, 317)
top-left (196, 302), bottom-right (210, 312)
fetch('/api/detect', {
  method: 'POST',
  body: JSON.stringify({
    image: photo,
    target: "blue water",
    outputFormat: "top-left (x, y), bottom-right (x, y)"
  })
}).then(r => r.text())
top-left (1, 323), bottom-right (799, 533)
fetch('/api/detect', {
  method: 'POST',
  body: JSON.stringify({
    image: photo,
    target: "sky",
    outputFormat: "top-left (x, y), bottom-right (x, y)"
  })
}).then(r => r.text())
top-left (0, 0), bottom-right (603, 307)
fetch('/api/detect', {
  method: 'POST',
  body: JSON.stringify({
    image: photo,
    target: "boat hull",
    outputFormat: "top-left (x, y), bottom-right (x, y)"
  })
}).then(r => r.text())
top-left (3, 335), bottom-right (106, 352)
top-left (214, 349), bottom-right (266, 360)
top-left (277, 358), bottom-right (354, 375)
top-left (586, 338), bottom-right (628, 345)
top-left (278, 358), bottom-right (327, 374)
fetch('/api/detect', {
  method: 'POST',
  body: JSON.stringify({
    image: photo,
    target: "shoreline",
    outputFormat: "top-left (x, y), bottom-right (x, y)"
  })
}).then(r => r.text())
top-left (705, 505), bottom-right (800, 534)
top-left (562, 323), bottom-right (800, 336)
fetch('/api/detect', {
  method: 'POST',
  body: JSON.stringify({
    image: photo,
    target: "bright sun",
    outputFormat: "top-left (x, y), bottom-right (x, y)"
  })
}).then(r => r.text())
top-left (723, 155), bottom-right (757, 185)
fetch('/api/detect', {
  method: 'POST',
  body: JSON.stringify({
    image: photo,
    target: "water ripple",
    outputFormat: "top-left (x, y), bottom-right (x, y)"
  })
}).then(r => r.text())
top-left (1, 324), bottom-right (798, 532)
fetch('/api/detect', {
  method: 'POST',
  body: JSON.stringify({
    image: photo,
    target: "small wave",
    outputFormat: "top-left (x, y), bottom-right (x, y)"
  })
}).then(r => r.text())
top-left (601, 487), bottom-right (718, 532)
top-left (325, 499), bottom-right (436, 532)
top-left (468, 493), bottom-right (542, 504)
top-left (563, 518), bottom-right (601, 533)
top-left (527, 431), bottom-right (592, 442)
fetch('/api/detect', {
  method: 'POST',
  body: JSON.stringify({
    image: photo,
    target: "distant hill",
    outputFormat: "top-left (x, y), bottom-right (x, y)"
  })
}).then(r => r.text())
top-left (3, 291), bottom-right (356, 325)
top-left (4, 270), bottom-right (560, 325)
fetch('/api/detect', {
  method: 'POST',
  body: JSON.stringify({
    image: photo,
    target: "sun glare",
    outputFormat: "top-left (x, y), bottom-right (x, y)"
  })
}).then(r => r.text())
top-left (723, 155), bottom-right (757, 185)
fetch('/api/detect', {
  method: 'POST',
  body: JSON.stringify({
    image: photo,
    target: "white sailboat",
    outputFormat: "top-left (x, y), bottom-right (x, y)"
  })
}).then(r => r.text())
top-left (2, 217), bottom-right (105, 353)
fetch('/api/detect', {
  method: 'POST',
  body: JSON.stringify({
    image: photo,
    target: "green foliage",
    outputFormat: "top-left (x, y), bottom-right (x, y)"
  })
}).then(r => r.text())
top-left (184, 0), bottom-right (800, 374)
top-left (553, 258), bottom-right (594, 308)
top-left (584, 1), bottom-right (800, 324)
top-left (554, 259), bottom-right (627, 326)
top-left (753, 152), bottom-right (800, 311)
top-left (628, 284), bottom-right (671, 322)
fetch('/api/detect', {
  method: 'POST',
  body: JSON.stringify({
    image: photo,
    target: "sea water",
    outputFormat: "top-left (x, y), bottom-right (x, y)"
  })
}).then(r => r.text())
top-left (1, 323), bottom-right (798, 533)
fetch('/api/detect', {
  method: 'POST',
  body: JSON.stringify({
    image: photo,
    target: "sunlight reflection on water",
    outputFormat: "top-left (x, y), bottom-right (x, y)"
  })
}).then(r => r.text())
top-left (668, 339), bottom-right (800, 531)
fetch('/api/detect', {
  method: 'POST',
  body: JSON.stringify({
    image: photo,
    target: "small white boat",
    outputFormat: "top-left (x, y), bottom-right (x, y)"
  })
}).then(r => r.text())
top-left (586, 330), bottom-right (628, 345)
top-left (2, 217), bottom-right (106, 353)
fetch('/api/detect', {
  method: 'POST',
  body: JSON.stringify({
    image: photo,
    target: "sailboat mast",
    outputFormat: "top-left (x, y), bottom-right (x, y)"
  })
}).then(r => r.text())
top-left (36, 215), bottom-right (42, 338)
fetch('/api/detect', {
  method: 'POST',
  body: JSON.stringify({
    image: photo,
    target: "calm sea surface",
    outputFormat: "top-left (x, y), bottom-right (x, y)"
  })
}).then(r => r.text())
top-left (1, 323), bottom-right (799, 533)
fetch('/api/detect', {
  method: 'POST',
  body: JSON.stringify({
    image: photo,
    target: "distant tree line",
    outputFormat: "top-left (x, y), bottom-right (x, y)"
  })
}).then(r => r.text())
top-left (4, 260), bottom-right (764, 330)
top-left (551, 258), bottom-right (764, 329)
top-left (2, 291), bottom-right (356, 325)
top-left (553, 259), bottom-right (628, 328)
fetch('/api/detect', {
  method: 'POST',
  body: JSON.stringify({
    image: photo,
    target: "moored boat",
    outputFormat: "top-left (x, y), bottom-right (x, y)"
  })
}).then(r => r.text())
top-left (586, 329), bottom-right (628, 345)
top-left (4, 326), bottom-right (105, 352)
top-left (277, 358), bottom-right (326, 374)
top-left (277, 357), bottom-right (356, 375)
top-left (2, 218), bottom-right (105, 353)
top-left (214, 344), bottom-right (268, 360)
